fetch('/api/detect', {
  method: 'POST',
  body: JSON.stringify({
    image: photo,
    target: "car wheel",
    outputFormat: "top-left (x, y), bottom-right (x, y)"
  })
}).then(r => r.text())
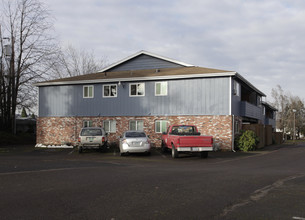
top-left (171, 144), bottom-right (178, 158)
top-left (78, 146), bottom-right (83, 154)
top-left (200, 151), bottom-right (208, 158)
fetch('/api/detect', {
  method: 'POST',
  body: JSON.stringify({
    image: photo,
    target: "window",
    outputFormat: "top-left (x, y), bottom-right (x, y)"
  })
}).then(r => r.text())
top-left (155, 82), bottom-right (168, 96)
top-left (155, 120), bottom-right (169, 133)
top-left (83, 85), bottom-right (94, 98)
top-left (129, 120), bottom-right (144, 131)
top-left (103, 84), bottom-right (117, 97)
top-left (258, 96), bottom-right (262, 106)
top-left (130, 83), bottom-right (145, 96)
top-left (83, 120), bottom-right (93, 127)
top-left (233, 81), bottom-right (240, 96)
top-left (103, 120), bottom-right (116, 133)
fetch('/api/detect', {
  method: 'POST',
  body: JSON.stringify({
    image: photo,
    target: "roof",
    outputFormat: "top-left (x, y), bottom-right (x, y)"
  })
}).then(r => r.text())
top-left (98, 50), bottom-right (194, 72)
top-left (33, 50), bottom-right (265, 96)
top-left (34, 66), bottom-right (236, 86)
top-left (262, 101), bottom-right (277, 111)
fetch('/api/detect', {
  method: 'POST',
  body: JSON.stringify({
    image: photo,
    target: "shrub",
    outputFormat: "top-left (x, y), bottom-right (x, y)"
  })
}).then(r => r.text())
top-left (236, 130), bottom-right (259, 152)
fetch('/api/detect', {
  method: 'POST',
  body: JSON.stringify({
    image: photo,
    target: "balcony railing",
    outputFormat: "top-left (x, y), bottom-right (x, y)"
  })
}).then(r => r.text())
top-left (240, 101), bottom-right (263, 120)
top-left (265, 118), bottom-right (276, 128)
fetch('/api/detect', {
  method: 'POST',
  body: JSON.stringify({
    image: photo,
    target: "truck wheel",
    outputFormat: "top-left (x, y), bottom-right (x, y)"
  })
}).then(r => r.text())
top-left (172, 144), bottom-right (178, 158)
top-left (200, 151), bottom-right (208, 158)
top-left (78, 146), bottom-right (83, 154)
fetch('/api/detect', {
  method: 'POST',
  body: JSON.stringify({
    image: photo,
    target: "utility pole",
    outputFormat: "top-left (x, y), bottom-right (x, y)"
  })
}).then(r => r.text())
top-left (293, 109), bottom-right (296, 144)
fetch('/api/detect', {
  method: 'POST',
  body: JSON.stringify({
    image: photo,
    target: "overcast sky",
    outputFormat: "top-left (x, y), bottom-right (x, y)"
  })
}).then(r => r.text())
top-left (41, 0), bottom-right (305, 102)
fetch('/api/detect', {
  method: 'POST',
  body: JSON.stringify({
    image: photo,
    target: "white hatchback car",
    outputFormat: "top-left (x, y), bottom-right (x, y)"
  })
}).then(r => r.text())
top-left (119, 131), bottom-right (151, 156)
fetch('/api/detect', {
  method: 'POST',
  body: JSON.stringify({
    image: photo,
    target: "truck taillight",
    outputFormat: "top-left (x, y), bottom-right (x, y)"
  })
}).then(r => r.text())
top-left (102, 137), bottom-right (105, 143)
top-left (77, 137), bottom-right (81, 142)
top-left (211, 138), bottom-right (214, 144)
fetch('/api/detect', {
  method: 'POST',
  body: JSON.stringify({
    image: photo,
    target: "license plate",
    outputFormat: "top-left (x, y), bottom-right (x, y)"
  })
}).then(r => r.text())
top-left (86, 137), bottom-right (95, 141)
top-left (192, 147), bottom-right (199, 151)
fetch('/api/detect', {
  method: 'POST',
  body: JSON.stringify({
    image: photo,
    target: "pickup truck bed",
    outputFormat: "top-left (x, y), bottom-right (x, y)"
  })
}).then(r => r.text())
top-left (161, 125), bottom-right (213, 158)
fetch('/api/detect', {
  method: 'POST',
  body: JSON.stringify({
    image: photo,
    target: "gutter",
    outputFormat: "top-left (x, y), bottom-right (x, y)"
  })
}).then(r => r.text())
top-left (33, 72), bottom-right (237, 87)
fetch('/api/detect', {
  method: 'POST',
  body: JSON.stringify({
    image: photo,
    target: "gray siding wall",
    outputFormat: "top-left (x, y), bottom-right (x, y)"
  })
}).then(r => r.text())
top-left (108, 54), bottom-right (184, 71)
top-left (39, 77), bottom-right (231, 117)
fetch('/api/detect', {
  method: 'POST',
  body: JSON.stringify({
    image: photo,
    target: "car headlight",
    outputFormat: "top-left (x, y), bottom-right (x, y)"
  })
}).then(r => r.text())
top-left (122, 139), bottom-right (129, 146)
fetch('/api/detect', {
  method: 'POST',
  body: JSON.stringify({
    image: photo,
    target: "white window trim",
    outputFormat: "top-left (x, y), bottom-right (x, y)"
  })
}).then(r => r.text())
top-left (155, 120), bottom-right (169, 133)
top-left (233, 81), bottom-right (240, 97)
top-left (83, 85), bottom-right (94, 98)
top-left (83, 120), bottom-right (93, 127)
top-left (103, 120), bottom-right (116, 133)
top-left (129, 83), bottom-right (145, 97)
top-left (103, 84), bottom-right (118, 98)
top-left (129, 120), bottom-right (144, 131)
top-left (155, 81), bottom-right (168, 96)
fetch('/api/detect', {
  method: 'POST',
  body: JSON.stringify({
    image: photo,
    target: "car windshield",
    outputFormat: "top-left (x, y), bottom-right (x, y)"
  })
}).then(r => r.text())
top-left (171, 126), bottom-right (196, 135)
top-left (81, 128), bottom-right (103, 136)
top-left (125, 132), bottom-right (146, 138)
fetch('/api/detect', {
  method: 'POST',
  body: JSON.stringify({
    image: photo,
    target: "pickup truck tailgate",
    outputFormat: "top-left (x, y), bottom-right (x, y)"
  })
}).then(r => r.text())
top-left (178, 136), bottom-right (213, 147)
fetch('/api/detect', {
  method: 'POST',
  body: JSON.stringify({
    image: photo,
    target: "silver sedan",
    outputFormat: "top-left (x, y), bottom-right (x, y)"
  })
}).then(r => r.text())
top-left (119, 131), bottom-right (151, 156)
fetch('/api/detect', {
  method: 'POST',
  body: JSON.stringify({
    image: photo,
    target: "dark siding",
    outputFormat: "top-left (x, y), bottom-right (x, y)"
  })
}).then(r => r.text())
top-left (39, 77), bottom-right (231, 117)
top-left (108, 54), bottom-right (184, 71)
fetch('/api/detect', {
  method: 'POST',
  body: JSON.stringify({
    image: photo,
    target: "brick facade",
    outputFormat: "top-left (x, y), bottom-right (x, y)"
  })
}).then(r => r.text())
top-left (37, 115), bottom-right (236, 150)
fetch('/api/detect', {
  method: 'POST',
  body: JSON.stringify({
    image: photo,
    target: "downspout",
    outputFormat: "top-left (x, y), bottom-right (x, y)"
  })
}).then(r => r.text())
top-left (232, 115), bottom-right (236, 152)
top-left (230, 77), bottom-right (235, 152)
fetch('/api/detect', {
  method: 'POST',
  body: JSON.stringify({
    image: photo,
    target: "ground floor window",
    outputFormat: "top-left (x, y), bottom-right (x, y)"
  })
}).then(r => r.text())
top-left (155, 120), bottom-right (169, 133)
top-left (103, 120), bottom-right (116, 133)
top-left (129, 120), bottom-right (144, 131)
top-left (83, 120), bottom-right (93, 127)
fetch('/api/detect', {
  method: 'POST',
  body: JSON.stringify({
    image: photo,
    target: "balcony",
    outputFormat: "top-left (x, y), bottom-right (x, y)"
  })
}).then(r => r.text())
top-left (240, 101), bottom-right (263, 120)
top-left (265, 118), bottom-right (276, 128)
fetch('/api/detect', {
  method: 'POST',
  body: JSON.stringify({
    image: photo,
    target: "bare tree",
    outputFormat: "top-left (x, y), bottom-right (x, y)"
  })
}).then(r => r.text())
top-left (0, 0), bottom-right (58, 133)
top-left (271, 85), bottom-right (305, 139)
top-left (49, 45), bottom-right (107, 79)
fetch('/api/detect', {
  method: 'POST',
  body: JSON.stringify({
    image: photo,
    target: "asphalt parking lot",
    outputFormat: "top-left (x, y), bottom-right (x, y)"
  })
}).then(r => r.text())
top-left (1, 144), bottom-right (305, 220)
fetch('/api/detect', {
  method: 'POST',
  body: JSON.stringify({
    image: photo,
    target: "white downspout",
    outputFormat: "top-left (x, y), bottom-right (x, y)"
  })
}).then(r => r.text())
top-left (230, 77), bottom-right (235, 152)
top-left (232, 115), bottom-right (236, 152)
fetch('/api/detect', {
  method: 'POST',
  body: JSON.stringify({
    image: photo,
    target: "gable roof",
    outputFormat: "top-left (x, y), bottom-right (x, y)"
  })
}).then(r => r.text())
top-left (35, 66), bottom-right (236, 86)
top-left (98, 50), bottom-right (194, 72)
top-left (34, 50), bottom-right (265, 96)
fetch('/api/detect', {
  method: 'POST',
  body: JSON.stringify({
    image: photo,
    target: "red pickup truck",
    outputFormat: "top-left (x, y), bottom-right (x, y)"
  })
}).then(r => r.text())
top-left (161, 125), bottom-right (213, 158)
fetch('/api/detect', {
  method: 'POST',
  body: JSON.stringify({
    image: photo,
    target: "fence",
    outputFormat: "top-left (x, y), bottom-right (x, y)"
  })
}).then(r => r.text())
top-left (242, 124), bottom-right (283, 148)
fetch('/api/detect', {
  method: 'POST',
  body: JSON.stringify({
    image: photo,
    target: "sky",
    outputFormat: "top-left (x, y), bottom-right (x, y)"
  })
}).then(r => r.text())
top-left (41, 0), bottom-right (305, 102)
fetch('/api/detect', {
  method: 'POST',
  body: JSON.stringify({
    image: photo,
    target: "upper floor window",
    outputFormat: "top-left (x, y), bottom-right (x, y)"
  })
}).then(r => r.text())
top-left (233, 81), bottom-right (240, 96)
top-left (83, 120), bottom-right (93, 127)
top-left (103, 84), bottom-right (117, 98)
top-left (258, 96), bottom-right (262, 106)
top-left (155, 120), bottom-right (169, 133)
top-left (83, 85), bottom-right (94, 98)
top-left (129, 120), bottom-right (144, 131)
top-left (130, 83), bottom-right (145, 97)
top-left (155, 82), bottom-right (168, 96)
top-left (103, 120), bottom-right (116, 133)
